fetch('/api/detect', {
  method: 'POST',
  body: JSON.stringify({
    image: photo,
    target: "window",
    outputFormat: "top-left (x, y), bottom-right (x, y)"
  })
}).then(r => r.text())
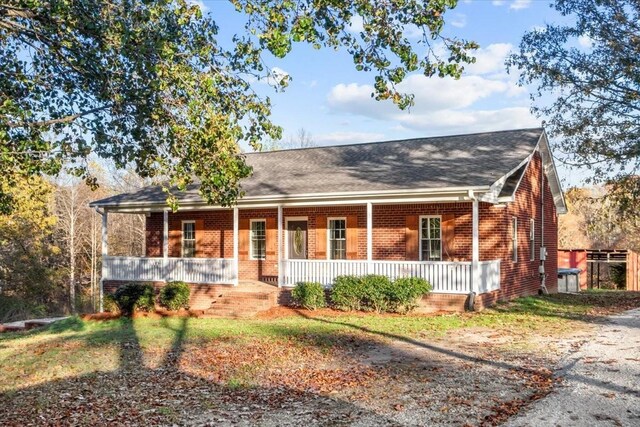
top-left (250, 220), bottom-right (266, 260)
top-left (182, 221), bottom-right (196, 258)
top-left (420, 216), bottom-right (442, 261)
top-left (529, 218), bottom-right (535, 261)
top-left (328, 218), bottom-right (346, 260)
top-left (512, 217), bottom-right (518, 262)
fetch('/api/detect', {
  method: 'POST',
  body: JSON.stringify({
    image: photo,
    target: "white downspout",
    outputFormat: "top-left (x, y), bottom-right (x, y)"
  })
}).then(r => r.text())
top-left (277, 204), bottom-right (283, 287)
top-left (468, 190), bottom-right (480, 310)
top-left (366, 202), bottom-right (373, 274)
top-left (539, 152), bottom-right (549, 295)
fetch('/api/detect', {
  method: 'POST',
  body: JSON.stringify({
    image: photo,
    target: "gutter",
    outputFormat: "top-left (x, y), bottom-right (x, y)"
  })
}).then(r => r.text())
top-left (90, 186), bottom-right (492, 211)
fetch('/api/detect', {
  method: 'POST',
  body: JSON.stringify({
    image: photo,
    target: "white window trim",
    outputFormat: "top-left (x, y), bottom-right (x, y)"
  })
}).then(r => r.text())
top-left (529, 218), bottom-right (535, 261)
top-left (512, 216), bottom-right (518, 263)
top-left (327, 217), bottom-right (347, 260)
top-left (249, 218), bottom-right (267, 260)
top-left (284, 216), bottom-right (308, 260)
top-left (181, 220), bottom-right (196, 258)
top-left (419, 215), bottom-right (442, 261)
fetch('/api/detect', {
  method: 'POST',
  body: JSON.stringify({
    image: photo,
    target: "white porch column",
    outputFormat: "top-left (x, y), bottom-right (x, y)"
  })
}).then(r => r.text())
top-left (366, 202), bottom-right (373, 274)
top-left (233, 207), bottom-right (239, 286)
top-left (277, 205), bottom-right (283, 287)
top-left (163, 210), bottom-right (169, 282)
top-left (471, 198), bottom-right (480, 294)
top-left (100, 210), bottom-right (108, 312)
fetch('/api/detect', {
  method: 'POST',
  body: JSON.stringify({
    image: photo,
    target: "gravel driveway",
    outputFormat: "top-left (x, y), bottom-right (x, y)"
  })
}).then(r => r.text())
top-left (505, 308), bottom-right (640, 427)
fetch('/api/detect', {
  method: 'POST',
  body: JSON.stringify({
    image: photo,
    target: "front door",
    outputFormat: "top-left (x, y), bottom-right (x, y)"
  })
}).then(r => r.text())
top-left (287, 221), bottom-right (308, 259)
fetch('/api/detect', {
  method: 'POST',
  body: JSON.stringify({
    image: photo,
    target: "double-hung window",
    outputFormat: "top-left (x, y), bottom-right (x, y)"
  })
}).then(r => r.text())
top-left (182, 221), bottom-right (196, 258)
top-left (420, 216), bottom-right (442, 261)
top-left (328, 218), bottom-right (346, 260)
top-left (529, 218), bottom-right (535, 261)
top-left (512, 217), bottom-right (518, 262)
top-left (250, 220), bottom-right (266, 260)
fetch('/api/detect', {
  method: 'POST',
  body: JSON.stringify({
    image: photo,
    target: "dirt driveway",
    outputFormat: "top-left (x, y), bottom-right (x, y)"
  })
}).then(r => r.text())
top-left (505, 308), bottom-right (640, 427)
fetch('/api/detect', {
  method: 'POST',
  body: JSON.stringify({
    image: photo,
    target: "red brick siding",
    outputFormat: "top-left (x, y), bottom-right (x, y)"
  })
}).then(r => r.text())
top-left (480, 152), bottom-right (558, 300)
top-left (373, 203), bottom-right (473, 260)
top-left (282, 205), bottom-right (367, 260)
top-left (239, 208), bottom-right (278, 281)
top-left (145, 210), bottom-right (233, 258)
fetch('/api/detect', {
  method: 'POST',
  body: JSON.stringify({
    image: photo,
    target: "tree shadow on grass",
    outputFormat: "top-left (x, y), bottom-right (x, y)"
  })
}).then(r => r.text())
top-left (265, 308), bottom-right (640, 399)
top-left (0, 315), bottom-right (397, 426)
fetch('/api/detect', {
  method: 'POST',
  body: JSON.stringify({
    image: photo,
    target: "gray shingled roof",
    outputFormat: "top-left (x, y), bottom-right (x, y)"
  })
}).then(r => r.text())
top-left (90, 128), bottom-right (543, 207)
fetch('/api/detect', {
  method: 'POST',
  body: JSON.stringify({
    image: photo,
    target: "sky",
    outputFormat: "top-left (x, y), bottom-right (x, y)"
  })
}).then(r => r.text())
top-left (197, 0), bottom-right (585, 186)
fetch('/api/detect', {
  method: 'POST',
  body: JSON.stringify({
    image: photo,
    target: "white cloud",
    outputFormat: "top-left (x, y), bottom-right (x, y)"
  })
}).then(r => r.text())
top-left (325, 43), bottom-right (534, 135)
top-left (328, 75), bottom-right (511, 118)
top-left (578, 35), bottom-right (594, 48)
top-left (450, 14), bottom-right (467, 28)
top-left (396, 107), bottom-right (538, 134)
top-left (315, 131), bottom-right (386, 145)
top-left (492, 0), bottom-right (532, 10)
top-left (510, 0), bottom-right (532, 10)
top-left (465, 43), bottom-right (513, 75)
top-left (259, 66), bottom-right (289, 86)
top-left (187, 0), bottom-right (208, 12)
top-left (348, 15), bottom-right (364, 33)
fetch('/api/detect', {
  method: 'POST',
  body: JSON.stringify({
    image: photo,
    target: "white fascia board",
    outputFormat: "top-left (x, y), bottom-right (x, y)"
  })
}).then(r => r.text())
top-left (103, 190), bottom-right (492, 213)
top-left (538, 130), bottom-right (568, 214)
top-left (99, 186), bottom-right (492, 213)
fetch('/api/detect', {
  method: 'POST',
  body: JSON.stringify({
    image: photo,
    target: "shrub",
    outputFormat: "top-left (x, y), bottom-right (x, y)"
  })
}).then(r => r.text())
top-left (113, 282), bottom-right (155, 315)
top-left (291, 282), bottom-right (326, 310)
top-left (609, 263), bottom-right (626, 290)
top-left (386, 277), bottom-right (432, 313)
top-left (331, 275), bottom-right (365, 311)
top-left (330, 275), bottom-right (432, 314)
top-left (360, 275), bottom-right (392, 313)
top-left (159, 281), bottom-right (191, 311)
top-left (102, 294), bottom-right (120, 313)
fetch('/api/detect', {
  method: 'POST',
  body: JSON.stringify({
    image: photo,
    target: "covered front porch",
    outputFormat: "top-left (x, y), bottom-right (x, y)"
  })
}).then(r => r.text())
top-left (102, 256), bottom-right (501, 295)
top-left (98, 197), bottom-right (501, 307)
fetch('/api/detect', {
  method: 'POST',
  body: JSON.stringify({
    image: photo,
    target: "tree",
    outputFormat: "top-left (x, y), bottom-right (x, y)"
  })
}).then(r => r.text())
top-left (262, 127), bottom-right (317, 151)
top-left (1, 0), bottom-right (477, 211)
top-left (559, 186), bottom-right (640, 252)
top-left (0, 173), bottom-right (65, 320)
top-left (508, 0), bottom-right (640, 208)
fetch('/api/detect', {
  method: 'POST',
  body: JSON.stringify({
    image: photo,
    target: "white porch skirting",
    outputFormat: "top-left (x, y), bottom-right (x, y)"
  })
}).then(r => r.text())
top-left (282, 259), bottom-right (501, 294)
top-left (102, 256), bottom-right (237, 284)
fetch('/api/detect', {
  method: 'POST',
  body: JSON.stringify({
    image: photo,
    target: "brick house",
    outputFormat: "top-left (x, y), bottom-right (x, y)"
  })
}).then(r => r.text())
top-left (90, 128), bottom-right (566, 313)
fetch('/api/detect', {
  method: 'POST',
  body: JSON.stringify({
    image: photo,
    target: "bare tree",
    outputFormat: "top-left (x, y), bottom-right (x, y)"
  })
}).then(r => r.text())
top-left (262, 128), bottom-right (317, 151)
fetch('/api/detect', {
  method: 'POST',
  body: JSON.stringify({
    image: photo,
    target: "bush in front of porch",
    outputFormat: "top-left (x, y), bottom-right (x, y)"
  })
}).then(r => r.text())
top-left (291, 282), bottom-right (326, 311)
top-left (112, 283), bottom-right (155, 316)
top-left (159, 281), bottom-right (191, 311)
top-left (330, 275), bottom-right (432, 314)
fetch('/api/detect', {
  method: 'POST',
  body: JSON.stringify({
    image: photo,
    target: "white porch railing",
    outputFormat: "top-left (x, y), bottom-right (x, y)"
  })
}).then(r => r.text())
top-left (282, 259), bottom-right (501, 294)
top-left (103, 256), bottom-right (237, 284)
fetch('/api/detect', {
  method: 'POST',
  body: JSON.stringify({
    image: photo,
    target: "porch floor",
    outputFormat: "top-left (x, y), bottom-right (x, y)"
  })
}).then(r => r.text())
top-left (236, 280), bottom-right (280, 293)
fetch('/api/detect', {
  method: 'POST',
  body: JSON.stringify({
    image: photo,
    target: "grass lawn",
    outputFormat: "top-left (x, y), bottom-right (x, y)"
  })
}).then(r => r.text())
top-left (1, 291), bottom-right (639, 426)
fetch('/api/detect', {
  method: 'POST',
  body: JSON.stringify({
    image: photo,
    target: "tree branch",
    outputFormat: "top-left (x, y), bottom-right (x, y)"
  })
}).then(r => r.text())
top-left (7, 105), bottom-right (112, 128)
